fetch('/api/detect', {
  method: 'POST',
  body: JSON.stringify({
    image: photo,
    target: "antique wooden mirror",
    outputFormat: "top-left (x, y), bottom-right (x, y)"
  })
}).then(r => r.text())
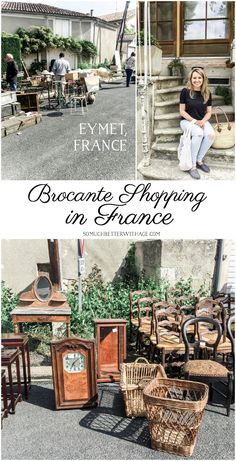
top-left (19, 271), bottom-right (67, 307)
top-left (33, 274), bottom-right (53, 302)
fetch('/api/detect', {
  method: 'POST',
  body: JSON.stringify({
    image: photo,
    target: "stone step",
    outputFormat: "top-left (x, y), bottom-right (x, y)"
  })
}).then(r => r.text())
top-left (155, 85), bottom-right (184, 102)
top-left (138, 157), bottom-right (235, 181)
top-left (154, 127), bottom-right (182, 143)
top-left (154, 106), bottom-right (235, 129)
top-left (151, 142), bottom-right (235, 164)
top-left (155, 94), bottom-right (225, 115)
top-left (153, 75), bottom-right (184, 90)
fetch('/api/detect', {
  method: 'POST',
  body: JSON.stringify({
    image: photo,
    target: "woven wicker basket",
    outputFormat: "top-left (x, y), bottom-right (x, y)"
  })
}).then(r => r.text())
top-left (120, 358), bottom-right (166, 418)
top-left (143, 378), bottom-right (208, 457)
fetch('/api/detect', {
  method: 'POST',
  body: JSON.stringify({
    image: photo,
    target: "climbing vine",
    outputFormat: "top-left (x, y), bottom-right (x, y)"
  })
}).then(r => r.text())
top-left (2, 26), bottom-right (97, 61)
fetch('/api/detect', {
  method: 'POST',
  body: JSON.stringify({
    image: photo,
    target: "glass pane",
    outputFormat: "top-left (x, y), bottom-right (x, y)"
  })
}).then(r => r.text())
top-left (185, 2), bottom-right (206, 20)
top-left (157, 22), bottom-right (173, 41)
top-left (207, 19), bottom-right (228, 38)
top-left (184, 21), bottom-right (205, 39)
top-left (35, 276), bottom-right (52, 301)
top-left (150, 2), bottom-right (157, 20)
top-left (157, 2), bottom-right (173, 21)
top-left (207, 1), bottom-right (228, 18)
top-left (150, 22), bottom-right (158, 38)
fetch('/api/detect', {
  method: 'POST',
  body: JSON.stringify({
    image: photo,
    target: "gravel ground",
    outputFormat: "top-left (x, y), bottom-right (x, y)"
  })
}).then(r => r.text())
top-left (1, 381), bottom-right (234, 460)
top-left (1, 80), bottom-right (135, 180)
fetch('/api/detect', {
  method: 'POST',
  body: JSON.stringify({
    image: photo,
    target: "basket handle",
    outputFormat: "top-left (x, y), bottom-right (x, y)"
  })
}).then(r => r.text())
top-left (214, 106), bottom-right (232, 132)
top-left (137, 377), bottom-right (153, 390)
top-left (134, 357), bottom-right (149, 364)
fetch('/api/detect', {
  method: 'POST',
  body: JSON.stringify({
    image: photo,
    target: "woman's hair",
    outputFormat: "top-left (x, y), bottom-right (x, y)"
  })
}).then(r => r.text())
top-left (187, 68), bottom-right (210, 103)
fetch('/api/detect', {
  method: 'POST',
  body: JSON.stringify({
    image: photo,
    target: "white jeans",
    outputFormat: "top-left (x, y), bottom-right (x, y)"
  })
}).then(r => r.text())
top-left (180, 120), bottom-right (215, 166)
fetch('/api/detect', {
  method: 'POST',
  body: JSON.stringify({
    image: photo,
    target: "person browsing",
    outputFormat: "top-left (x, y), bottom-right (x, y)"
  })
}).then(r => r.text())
top-left (125, 52), bottom-right (135, 87)
top-left (5, 54), bottom-right (18, 91)
top-left (52, 52), bottom-right (71, 80)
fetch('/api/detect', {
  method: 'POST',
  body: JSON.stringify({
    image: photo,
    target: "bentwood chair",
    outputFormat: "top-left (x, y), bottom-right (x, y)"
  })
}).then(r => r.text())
top-left (182, 316), bottom-right (233, 416)
top-left (227, 315), bottom-right (235, 373)
top-left (195, 302), bottom-right (232, 360)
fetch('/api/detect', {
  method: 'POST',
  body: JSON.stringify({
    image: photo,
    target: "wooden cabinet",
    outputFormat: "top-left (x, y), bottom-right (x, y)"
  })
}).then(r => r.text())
top-left (95, 319), bottom-right (127, 383)
top-left (51, 337), bottom-right (98, 410)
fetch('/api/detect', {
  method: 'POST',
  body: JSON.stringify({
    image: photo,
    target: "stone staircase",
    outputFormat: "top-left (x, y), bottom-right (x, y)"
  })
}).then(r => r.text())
top-left (138, 76), bottom-right (235, 180)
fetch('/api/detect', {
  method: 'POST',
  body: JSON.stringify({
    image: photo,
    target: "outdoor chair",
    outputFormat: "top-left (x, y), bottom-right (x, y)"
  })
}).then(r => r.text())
top-left (150, 308), bottom-right (185, 367)
top-left (213, 293), bottom-right (235, 316)
top-left (165, 287), bottom-right (182, 304)
top-left (182, 316), bottom-right (233, 416)
top-left (227, 315), bottom-right (235, 374)
top-left (138, 300), bottom-right (172, 354)
top-left (129, 290), bottom-right (151, 341)
top-left (176, 294), bottom-right (197, 307)
top-left (195, 303), bottom-right (232, 360)
top-left (136, 296), bottom-right (154, 352)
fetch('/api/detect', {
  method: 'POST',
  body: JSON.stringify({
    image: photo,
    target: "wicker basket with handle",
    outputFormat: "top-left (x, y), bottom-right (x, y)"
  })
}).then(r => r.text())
top-left (143, 377), bottom-right (208, 457)
top-left (120, 357), bottom-right (166, 418)
top-left (212, 106), bottom-right (235, 149)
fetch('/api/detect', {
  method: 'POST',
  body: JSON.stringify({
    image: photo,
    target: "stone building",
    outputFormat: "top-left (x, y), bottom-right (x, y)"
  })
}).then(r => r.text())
top-left (1, 1), bottom-right (117, 68)
top-left (1, 239), bottom-right (235, 296)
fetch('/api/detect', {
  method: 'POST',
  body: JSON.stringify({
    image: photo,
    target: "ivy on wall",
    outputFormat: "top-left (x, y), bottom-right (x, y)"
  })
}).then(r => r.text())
top-left (1, 33), bottom-right (22, 73)
top-left (1, 26), bottom-right (97, 64)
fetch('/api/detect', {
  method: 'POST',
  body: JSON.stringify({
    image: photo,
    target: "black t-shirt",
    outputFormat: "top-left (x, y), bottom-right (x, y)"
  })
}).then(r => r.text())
top-left (179, 87), bottom-right (212, 120)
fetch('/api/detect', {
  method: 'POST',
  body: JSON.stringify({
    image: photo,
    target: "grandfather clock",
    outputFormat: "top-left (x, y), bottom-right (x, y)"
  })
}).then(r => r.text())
top-left (94, 319), bottom-right (127, 383)
top-left (51, 337), bottom-right (98, 410)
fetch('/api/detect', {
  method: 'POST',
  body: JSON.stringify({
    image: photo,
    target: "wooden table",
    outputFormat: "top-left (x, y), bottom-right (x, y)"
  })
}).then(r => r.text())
top-left (11, 307), bottom-right (71, 337)
top-left (1, 349), bottom-right (22, 413)
top-left (1, 333), bottom-right (31, 399)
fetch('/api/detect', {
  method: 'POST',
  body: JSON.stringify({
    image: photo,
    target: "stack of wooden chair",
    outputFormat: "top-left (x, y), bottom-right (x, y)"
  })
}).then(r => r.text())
top-left (129, 291), bottom-right (234, 371)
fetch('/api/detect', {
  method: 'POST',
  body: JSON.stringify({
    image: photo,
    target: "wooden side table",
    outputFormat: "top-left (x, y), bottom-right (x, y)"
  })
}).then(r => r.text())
top-left (94, 319), bottom-right (127, 383)
top-left (1, 333), bottom-right (31, 399)
top-left (1, 349), bottom-right (22, 413)
top-left (11, 307), bottom-right (71, 337)
top-left (1, 370), bottom-right (8, 424)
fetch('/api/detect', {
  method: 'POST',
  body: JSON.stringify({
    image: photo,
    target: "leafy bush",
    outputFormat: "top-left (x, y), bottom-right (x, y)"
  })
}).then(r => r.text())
top-left (1, 33), bottom-right (22, 73)
top-left (1, 282), bottom-right (19, 332)
top-left (137, 30), bottom-right (161, 48)
top-left (80, 40), bottom-right (97, 60)
top-left (215, 86), bottom-right (232, 105)
top-left (30, 59), bottom-right (47, 74)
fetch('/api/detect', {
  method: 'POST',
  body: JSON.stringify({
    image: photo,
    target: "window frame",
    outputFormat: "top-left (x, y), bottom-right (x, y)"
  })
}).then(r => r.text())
top-left (180, 1), bottom-right (234, 56)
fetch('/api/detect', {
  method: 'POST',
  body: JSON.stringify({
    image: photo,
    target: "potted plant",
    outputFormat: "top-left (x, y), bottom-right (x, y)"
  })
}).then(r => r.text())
top-left (137, 31), bottom-right (162, 76)
top-left (168, 58), bottom-right (185, 76)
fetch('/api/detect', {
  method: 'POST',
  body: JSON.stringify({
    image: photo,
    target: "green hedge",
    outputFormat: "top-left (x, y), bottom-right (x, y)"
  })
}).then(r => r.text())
top-left (1, 34), bottom-right (22, 74)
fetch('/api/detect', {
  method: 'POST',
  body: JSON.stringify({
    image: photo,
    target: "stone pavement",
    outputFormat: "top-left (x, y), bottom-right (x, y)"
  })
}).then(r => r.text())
top-left (1, 366), bottom-right (235, 460)
top-left (1, 80), bottom-right (135, 180)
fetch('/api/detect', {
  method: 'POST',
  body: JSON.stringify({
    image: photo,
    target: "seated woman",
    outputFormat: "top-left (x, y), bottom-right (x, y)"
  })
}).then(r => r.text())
top-left (179, 67), bottom-right (215, 179)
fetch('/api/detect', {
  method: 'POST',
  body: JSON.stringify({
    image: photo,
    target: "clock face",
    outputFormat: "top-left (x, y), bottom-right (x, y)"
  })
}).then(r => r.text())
top-left (63, 352), bottom-right (85, 373)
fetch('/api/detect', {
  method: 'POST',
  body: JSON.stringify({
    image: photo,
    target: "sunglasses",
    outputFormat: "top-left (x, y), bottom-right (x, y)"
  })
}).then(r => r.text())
top-left (191, 66), bottom-right (204, 70)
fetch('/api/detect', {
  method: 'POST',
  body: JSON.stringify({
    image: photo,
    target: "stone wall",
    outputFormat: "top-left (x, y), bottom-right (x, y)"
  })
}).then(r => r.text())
top-left (1, 239), bottom-right (134, 294)
top-left (1, 239), bottom-right (233, 295)
top-left (135, 240), bottom-right (218, 291)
